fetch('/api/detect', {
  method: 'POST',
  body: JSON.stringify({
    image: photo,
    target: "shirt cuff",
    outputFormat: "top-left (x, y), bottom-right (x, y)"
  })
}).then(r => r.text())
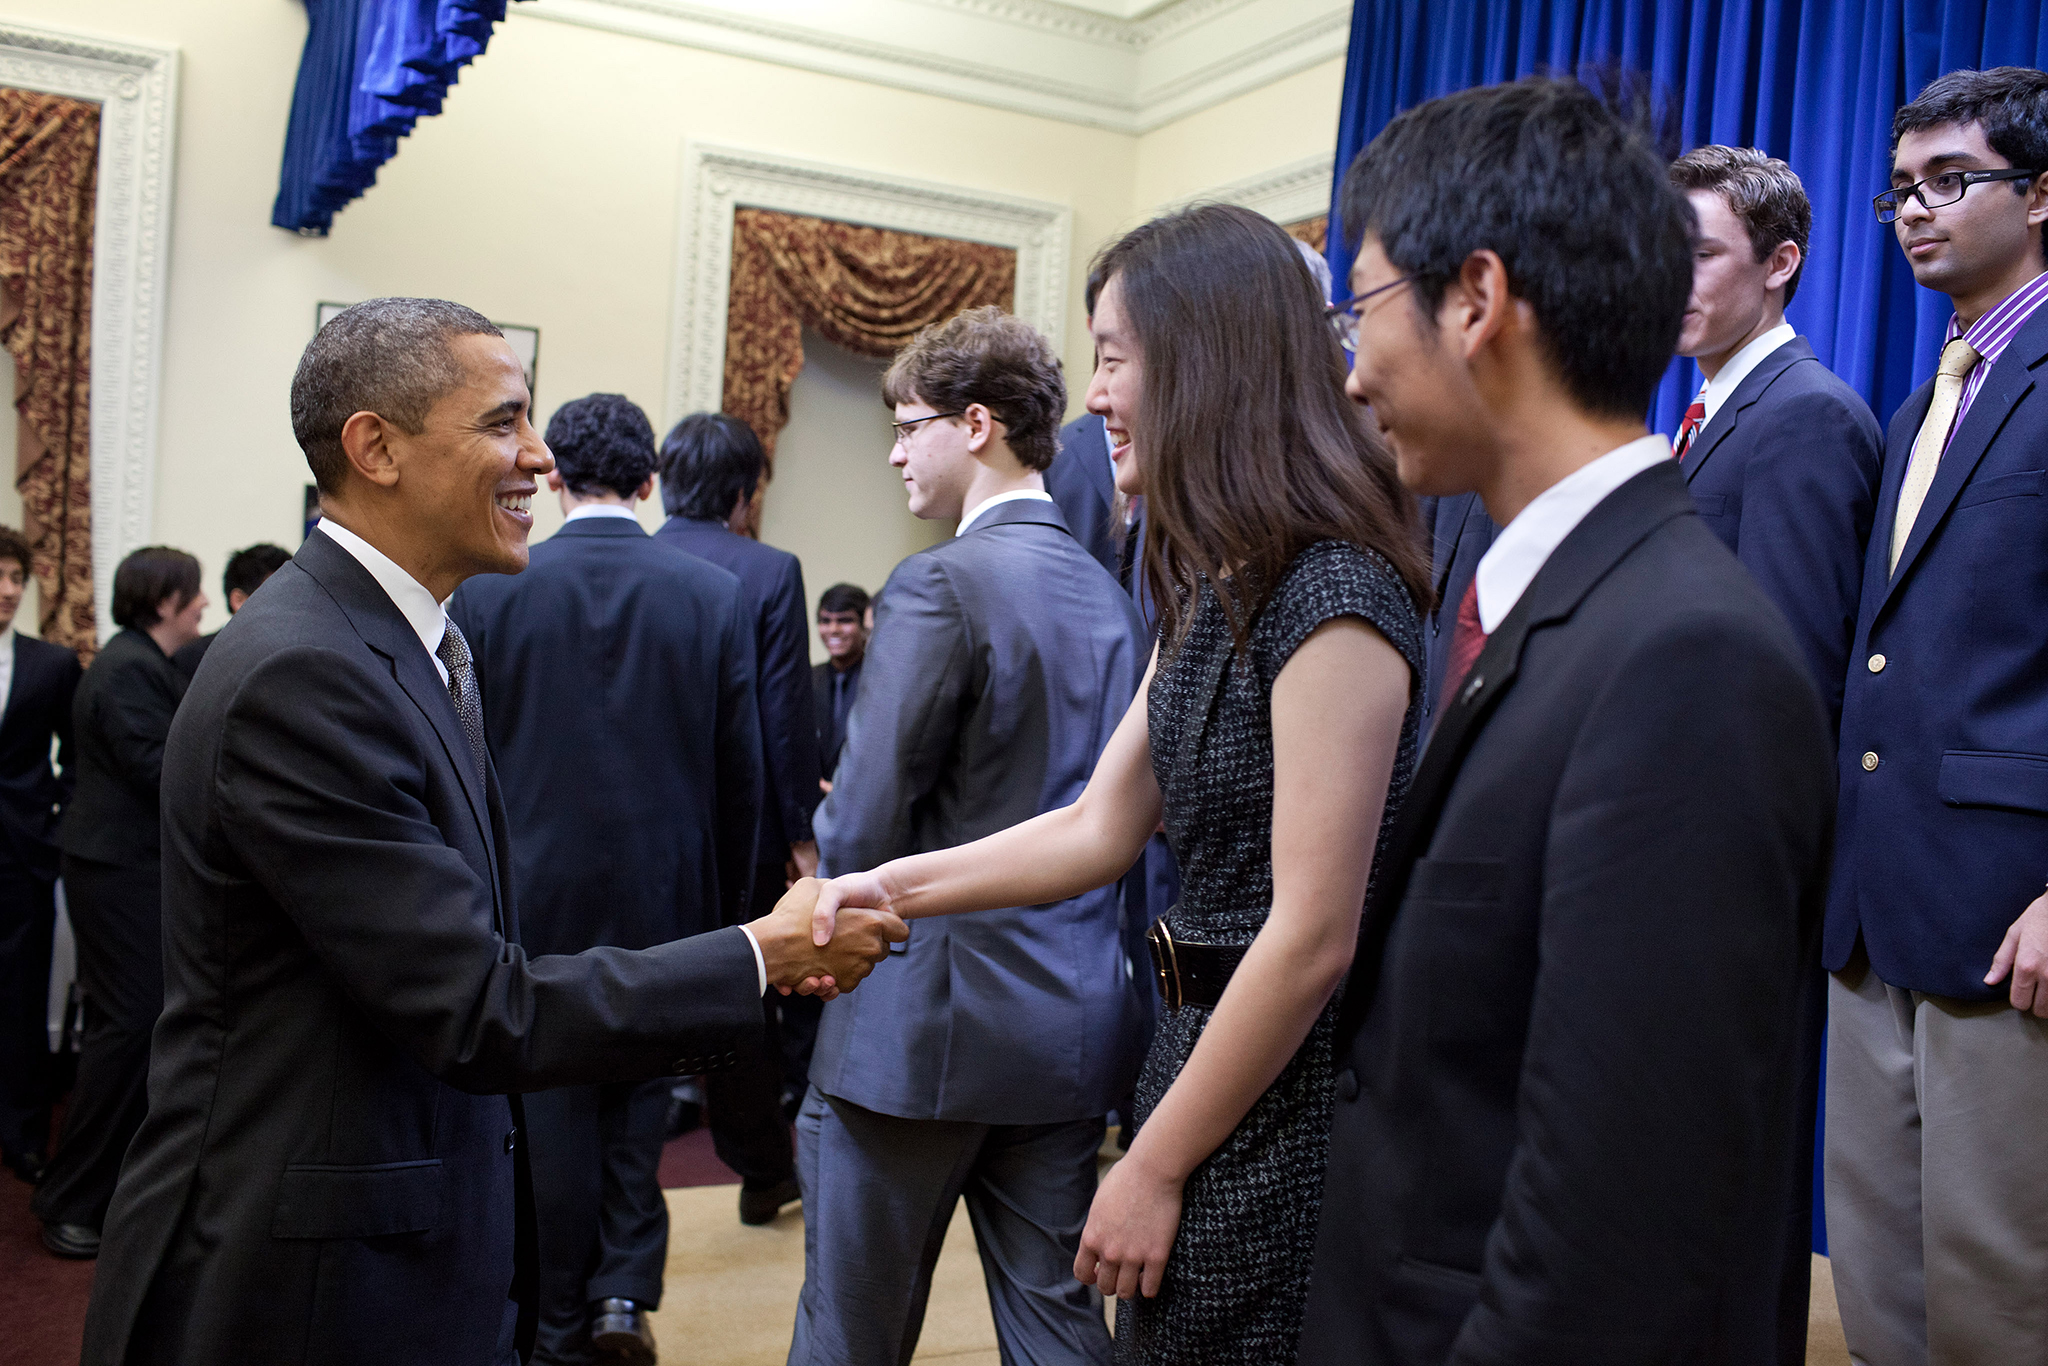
top-left (738, 923), bottom-right (767, 996)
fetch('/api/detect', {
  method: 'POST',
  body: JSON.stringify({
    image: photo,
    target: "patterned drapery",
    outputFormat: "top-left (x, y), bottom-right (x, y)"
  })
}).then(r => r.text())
top-left (1286, 215), bottom-right (1328, 255)
top-left (722, 208), bottom-right (1017, 465)
top-left (0, 90), bottom-right (96, 653)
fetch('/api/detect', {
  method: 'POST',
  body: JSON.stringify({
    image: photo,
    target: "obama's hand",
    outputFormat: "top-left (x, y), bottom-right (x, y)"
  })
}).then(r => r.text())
top-left (748, 878), bottom-right (906, 1001)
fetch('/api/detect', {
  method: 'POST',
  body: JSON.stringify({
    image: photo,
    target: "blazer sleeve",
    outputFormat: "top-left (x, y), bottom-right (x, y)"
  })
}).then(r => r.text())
top-left (1731, 382), bottom-right (1882, 729)
top-left (96, 655), bottom-right (184, 800)
top-left (714, 593), bottom-right (765, 925)
top-left (814, 555), bottom-right (968, 876)
top-left (760, 554), bottom-right (823, 847)
top-left (1449, 609), bottom-right (1833, 1364)
top-left (213, 645), bottom-right (764, 1094)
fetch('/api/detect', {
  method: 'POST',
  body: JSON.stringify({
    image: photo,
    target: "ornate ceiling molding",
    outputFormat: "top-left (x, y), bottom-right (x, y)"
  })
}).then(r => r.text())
top-left (1175, 152), bottom-right (1333, 227)
top-left (0, 20), bottom-right (178, 641)
top-left (519, 0), bottom-right (1350, 133)
top-left (669, 141), bottom-right (1070, 427)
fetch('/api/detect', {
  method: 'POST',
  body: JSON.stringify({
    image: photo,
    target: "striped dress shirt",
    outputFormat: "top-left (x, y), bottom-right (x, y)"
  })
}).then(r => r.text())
top-left (1941, 267), bottom-right (2048, 448)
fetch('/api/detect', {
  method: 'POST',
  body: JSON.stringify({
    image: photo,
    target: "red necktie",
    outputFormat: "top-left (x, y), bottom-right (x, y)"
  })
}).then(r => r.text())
top-left (1672, 396), bottom-right (1707, 460)
top-left (1437, 579), bottom-right (1487, 717)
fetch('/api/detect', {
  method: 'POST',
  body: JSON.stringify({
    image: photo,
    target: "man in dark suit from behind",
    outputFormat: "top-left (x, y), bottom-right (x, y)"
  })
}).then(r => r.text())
top-left (1827, 69), bottom-right (2048, 1363)
top-left (450, 393), bottom-right (765, 1365)
top-left (172, 542), bottom-right (290, 682)
top-left (1665, 144), bottom-right (1884, 1364)
top-left (652, 412), bottom-right (821, 1223)
top-left (79, 298), bottom-right (903, 1366)
top-left (1298, 79), bottom-right (1836, 1364)
top-left (0, 525), bottom-right (80, 1189)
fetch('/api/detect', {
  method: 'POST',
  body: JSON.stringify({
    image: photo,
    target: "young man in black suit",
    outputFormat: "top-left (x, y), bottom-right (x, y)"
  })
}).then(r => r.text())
top-left (172, 541), bottom-right (290, 681)
top-left (1299, 79), bottom-right (1837, 1364)
top-left (810, 581), bottom-right (868, 792)
top-left (450, 392), bottom-right (766, 1365)
top-left (80, 299), bottom-right (903, 1366)
top-left (0, 526), bottom-right (79, 1188)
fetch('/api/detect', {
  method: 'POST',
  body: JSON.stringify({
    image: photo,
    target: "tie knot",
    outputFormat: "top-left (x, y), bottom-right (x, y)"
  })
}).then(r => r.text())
top-left (1939, 337), bottom-right (1982, 380)
top-left (435, 618), bottom-right (472, 675)
top-left (1685, 401), bottom-right (1706, 420)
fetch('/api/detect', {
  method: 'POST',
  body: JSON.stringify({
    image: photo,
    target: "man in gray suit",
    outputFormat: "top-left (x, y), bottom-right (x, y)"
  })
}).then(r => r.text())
top-left (791, 307), bottom-right (1150, 1366)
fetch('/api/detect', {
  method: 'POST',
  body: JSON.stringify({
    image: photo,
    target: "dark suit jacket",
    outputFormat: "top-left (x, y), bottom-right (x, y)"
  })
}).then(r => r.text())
top-left (1045, 414), bottom-right (1120, 579)
top-left (448, 516), bottom-right (763, 952)
top-left (652, 517), bottom-right (819, 856)
top-left (1300, 463), bottom-right (1835, 1365)
top-left (82, 529), bottom-right (764, 1366)
top-left (1417, 493), bottom-right (1496, 737)
top-left (813, 657), bottom-right (860, 787)
top-left (1682, 336), bottom-right (1882, 729)
top-left (1830, 302), bottom-right (2048, 999)
top-left (58, 628), bottom-right (185, 869)
top-left (171, 630), bottom-right (214, 682)
top-left (811, 498), bottom-right (1149, 1124)
top-left (0, 632), bottom-right (79, 880)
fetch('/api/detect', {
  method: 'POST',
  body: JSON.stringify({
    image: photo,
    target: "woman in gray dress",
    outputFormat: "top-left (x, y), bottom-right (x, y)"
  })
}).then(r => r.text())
top-left (805, 203), bottom-right (1427, 1363)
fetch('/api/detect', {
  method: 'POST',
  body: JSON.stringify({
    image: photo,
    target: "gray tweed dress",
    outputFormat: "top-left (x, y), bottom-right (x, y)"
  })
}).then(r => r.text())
top-left (1115, 539), bottom-right (1422, 1365)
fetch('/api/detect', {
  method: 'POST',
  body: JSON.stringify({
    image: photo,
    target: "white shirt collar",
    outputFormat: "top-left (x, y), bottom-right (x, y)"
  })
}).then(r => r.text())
top-left (314, 518), bottom-right (453, 684)
top-left (0, 626), bottom-right (14, 714)
top-left (1696, 322), bottom-right (1795, 429)
top-left (956, 488), bottom-right (1053, 537)
top-left (1473, 434), bottom-right (1673, 634)
top-left (563, 503), bottom-right (640, 524)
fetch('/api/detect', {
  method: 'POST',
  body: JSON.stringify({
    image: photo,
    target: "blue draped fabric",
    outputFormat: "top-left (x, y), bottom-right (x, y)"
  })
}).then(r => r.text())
top-left (272, 0), bottom-right (517, 235)
top-left (1327, 0), bottom-right (2048, 436)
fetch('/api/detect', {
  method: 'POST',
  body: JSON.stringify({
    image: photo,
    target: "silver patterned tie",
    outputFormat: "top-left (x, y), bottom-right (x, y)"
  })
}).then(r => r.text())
top-left (434, 620), bottom-right (489, 787)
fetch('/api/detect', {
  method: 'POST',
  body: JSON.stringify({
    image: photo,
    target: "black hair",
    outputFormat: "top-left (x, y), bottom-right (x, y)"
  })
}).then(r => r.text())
top-left (223, 543), bottom-right (291, 606)
top-left (112, 546), bottom-right (201, 630)
top-left (0, 525), bottom-right (30, 580)
top-left (291, 298), bottom-right (504, 494)
top-left (1894, 67), bottom-right (2048, 265)
top-left (659, 413), bottom-right (765, 521)
top-left (818, 583), bottom-right (870, 618)
top-left (547, 393), bottom-right (657, 498)
top-left (1339, 74), bottom-right (1694, 419)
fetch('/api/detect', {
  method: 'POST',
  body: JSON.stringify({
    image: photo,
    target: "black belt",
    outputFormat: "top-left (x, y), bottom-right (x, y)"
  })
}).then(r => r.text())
top-left (1145, 915), bottom-right (1247, 1010)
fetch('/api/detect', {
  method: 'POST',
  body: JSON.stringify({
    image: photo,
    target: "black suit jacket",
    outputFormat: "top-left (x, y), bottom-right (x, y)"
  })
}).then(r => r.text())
top-left (1681, 336), bottom-right (1882, 729)
top-left (82, 529), bottom-right (764, 1366)
top-left (171, 629), bottom-right (214, 682)
top-left (1416, 493), bottom-right (1496, 737)
top-left (58, 627), bottom-right (185, 869)
top-left (813, 657), bottom-right (860, 786)
top-left (449, 516), bottom-right (764, 952)
top-left (652, 517), bottom-right (820, 856)
top-left (1045, 414), bottom-right (1120, 579)
top-left (0, 632), bottom-right (80, 879)
top-left (1299, 463), bottom-right (1835, 1365)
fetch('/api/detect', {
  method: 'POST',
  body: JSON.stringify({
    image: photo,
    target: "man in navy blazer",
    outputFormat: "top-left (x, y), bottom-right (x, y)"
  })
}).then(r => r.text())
top-left (0, 526), bottom-right (79, 1186)
top-left (1826, 69), bottom-right (2048, 1363)
top-left (450, 393), bottom-right (765, 1363)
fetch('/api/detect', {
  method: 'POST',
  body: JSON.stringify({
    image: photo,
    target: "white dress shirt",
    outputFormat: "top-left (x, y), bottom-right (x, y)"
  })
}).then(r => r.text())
top-left (0, 626), bottom-right (14, 718)
top-left (957, 488), bottom-right (1054, 537)
top-left (316, 518), bottom-right (769, 992)
top-left (1696, 322), bottom-right (1796, 430)
top-left (1473, 434), bottom-right (1674, 633)
top-left (562, 503), bottom-right (640, 524)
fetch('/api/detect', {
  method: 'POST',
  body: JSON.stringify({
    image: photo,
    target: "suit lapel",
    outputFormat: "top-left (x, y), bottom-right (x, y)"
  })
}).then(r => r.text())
top-left (1430, 493), bottom-right (1479, 604)
top-left (1683, 337), bottom-right (1809, 485)
top-left (0, 635), bottom-right (24, 734)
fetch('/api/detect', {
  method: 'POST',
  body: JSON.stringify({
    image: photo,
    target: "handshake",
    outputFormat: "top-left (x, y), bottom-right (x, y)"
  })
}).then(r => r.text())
top-left (747, 877), bottom-right (908, 1000)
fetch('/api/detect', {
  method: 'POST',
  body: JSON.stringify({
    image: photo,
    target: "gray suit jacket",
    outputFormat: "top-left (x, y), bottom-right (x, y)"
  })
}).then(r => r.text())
top-left (811, 497), bottom-right (1149, 1125)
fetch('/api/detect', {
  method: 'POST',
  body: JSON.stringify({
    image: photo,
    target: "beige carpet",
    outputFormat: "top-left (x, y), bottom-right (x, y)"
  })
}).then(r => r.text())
top-left (646, 1183), bottom-right (1851, 1365)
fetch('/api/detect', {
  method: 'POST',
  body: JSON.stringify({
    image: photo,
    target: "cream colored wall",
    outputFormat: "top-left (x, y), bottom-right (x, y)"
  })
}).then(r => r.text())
top-left (1131, 54), bottom-right (1345, 218)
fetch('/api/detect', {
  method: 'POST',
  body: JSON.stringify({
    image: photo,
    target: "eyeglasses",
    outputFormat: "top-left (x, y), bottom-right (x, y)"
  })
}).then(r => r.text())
top-left (1874, 168), bottom-right (2040, 223)
top-left (891, 411), bottom-right (963, 447)
top-left (1325, 275), bottom-right (1416, 350)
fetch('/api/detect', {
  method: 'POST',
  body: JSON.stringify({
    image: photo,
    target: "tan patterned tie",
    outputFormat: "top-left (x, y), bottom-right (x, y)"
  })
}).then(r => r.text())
top-left (1890, 337), bottom-right (1982, 573)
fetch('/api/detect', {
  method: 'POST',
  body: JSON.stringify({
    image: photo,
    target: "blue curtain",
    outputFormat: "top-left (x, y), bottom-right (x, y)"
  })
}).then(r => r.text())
top-left (1327, 0), bottom-right (2048, 435)
top-left (273, 0), bottom-right (519, 235)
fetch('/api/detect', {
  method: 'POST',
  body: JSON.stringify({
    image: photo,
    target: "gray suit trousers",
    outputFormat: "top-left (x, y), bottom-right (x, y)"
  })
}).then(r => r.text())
top-left (787, 1088), bottom-right (1112, 1366)
top-left (1825, 946), bottom-right (2048, 1365)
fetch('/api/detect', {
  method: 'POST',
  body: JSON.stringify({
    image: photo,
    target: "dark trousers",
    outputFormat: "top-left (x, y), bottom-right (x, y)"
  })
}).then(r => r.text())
top-left (33, 855), bottom-right (162, 1229)
top-left (701, 862), bottom-right (799, 1190)
top-left (525, 1077), bottom-right (673, 1365)
top-left (0, 857), bottom-right (56, 1157)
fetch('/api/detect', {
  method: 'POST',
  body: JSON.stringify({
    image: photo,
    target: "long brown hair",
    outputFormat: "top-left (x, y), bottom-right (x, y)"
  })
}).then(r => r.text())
top-left (1090, 203), bottom-right (1428, 654)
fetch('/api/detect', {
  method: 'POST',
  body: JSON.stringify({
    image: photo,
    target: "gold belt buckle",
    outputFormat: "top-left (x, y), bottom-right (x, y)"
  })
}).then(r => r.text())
top-left (1145, 917), bottom-right (1183, 1011)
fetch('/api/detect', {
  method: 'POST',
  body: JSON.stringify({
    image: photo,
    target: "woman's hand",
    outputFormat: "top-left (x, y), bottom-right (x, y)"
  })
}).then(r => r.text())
top-left (809, 869), bottom-right (896, 946)
top-left (1074, 1148), bottom-right (1184, 1300)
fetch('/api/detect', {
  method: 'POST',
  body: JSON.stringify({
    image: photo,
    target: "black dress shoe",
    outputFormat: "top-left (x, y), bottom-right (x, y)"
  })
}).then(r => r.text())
top-left (3, 1148), bottom-right (46, 1185)
top-left (589, 1297), bottom-right (656, 1364)
top-left (41, 1222), bottom-right (100, 1259)
top-left (738, 1175), bottom-right (801, 1226)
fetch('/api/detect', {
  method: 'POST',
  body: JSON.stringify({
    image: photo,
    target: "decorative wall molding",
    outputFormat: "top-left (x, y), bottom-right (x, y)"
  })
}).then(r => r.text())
top-left (668, 141), bottom-right (1071, 428)
top-left (1176, 152), bottom-right (1333, 227)
top-left (0, 20), bottom-right (178, 642)
top-left (521, 0), bottom-right (1350, 133)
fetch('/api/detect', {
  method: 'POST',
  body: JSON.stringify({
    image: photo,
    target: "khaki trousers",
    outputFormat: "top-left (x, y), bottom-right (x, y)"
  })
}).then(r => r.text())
top-left (1825, 947), bottom-right (2048, 1366)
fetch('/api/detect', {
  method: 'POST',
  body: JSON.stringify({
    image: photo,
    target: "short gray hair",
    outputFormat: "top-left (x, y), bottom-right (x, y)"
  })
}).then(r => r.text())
top-left (291, 298), bottom-right (503, 493)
